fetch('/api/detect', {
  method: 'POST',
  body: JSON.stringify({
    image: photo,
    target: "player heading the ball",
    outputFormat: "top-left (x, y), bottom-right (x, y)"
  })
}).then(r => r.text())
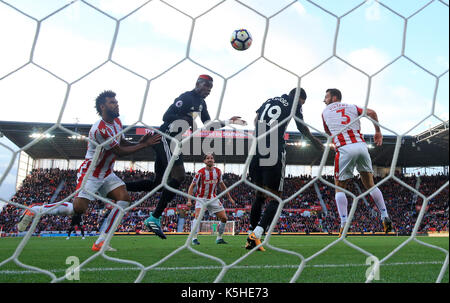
top-left (125, 74), bottom-right (246, 239)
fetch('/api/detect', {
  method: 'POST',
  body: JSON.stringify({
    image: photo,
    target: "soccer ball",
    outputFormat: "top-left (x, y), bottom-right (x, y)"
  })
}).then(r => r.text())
top-left (230, 29), bottom-right (252, 51)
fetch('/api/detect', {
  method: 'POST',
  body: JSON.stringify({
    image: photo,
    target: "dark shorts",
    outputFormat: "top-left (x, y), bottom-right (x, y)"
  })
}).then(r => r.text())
top-left (153, 135), bottom-right (184, 183)
top-left (249, 150), bottom-right (286, 193)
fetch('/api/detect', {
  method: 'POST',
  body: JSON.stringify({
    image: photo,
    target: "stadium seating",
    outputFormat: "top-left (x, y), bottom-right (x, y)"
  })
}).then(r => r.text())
top-left (0, 168), bottom-right (448, 235)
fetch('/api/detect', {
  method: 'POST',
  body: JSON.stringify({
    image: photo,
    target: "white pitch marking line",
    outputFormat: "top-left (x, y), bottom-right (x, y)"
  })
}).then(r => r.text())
top-left (0, 261), bottom-right (444, 275)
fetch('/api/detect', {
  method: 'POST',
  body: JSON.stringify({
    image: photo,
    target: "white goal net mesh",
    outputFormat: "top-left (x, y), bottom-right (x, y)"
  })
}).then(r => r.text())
top-left (0, 0), bottom-right (448, 283)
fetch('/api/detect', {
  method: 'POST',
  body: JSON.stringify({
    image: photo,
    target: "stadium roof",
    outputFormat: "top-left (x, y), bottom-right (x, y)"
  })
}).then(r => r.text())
top-left (0, 121), bottom-right (448, 168)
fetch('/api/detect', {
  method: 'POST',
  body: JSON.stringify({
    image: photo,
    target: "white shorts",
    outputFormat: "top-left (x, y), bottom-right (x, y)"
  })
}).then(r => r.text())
top-left (76, 172), bottom-right (125, 201)
top-left (335, 142), bottom-right (373, 181)
top-left (195, 198), bottom-right (225, 215)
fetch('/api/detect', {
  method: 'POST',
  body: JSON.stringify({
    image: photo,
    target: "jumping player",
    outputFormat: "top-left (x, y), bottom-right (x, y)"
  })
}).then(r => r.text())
top-left (246, 88), bottom-right (324, 251)
top-left (125, 75), bottom-right (245, 239)
top-left (17, 90), bottom-right (161, 251)
top-left (186, 153), bottom-right (235, 245)
top-left (66, 213), bottom-right (85, 240)
top-left (321, 88), bottom-right (392, 236)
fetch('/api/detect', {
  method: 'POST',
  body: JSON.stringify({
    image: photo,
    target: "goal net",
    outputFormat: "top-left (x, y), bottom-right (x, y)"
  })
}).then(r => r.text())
top-left (0, 0), bottom-right (448, 285)
top-left (198, 220), bottom-right (235, 236)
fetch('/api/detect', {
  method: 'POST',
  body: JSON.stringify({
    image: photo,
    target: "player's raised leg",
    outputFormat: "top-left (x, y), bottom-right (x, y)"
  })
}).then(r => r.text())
top-left (17, 202), bottom-right (74, 232)
top-left (142, 141), bottom-right (183, 240)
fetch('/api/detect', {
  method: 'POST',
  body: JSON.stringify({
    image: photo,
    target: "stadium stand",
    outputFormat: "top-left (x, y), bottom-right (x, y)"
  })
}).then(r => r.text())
top-left (1, 168), bottom-right (447, 236)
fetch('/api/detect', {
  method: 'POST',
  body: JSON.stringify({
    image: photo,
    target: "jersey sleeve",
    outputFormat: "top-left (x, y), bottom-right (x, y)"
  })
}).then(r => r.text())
top-left (200, 100), bottom-right (211, 123)
top-left (355, 105), bottom-right (363, 116)
top-left (321, 114), bottom-right (332, 136)
top-left (162, 93), bottom-right (192, 123)
top-left (217, 168), bottom-right (223, 183)
top-left (94, 127), bottom-right (120, 150)
top-left (192, 172), bottom-right (201, 186)
top-left (114, 118), bottom-right (126, 141)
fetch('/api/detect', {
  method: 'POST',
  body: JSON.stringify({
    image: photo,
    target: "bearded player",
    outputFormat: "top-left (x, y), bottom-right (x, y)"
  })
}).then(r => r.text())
top-left (17, 90), bottom-right (161, 251)
top-left (186, 153), bottom-right (235, 245)
top-left (125, 75), bottom-right (246, 239)
top-left (321, 88), bottom-right (392, 236)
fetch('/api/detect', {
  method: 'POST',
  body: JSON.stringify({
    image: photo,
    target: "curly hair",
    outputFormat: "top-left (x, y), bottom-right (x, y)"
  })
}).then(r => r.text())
top-left (95, 90), bottom-right (116, 116)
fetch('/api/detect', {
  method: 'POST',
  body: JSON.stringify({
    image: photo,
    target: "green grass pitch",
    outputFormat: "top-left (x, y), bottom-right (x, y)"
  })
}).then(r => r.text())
top-left (0, 235), bottom-right (448, 283)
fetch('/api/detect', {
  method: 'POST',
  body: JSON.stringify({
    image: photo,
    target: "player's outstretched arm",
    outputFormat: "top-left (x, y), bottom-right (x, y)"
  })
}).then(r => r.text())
top-left (366, 108), bottom-right (383, 146)
top-left (111, 133), bottom-right (161, 157)
top-left (295, 120), bottom-right (324, 152)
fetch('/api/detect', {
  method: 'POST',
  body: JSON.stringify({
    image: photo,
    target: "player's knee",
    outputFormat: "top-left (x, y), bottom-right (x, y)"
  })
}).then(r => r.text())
top-left (171, 165), bottom-right (186, 184)
top-left (73, 200), bottom-right (88, 214)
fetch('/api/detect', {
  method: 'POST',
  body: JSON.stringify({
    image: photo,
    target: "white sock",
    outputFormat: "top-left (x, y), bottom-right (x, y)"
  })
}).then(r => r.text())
top-left (216, 222), bottom-right (226, 240)
top-left (370, 187), bottom-right (389, 220)
top-left (335, 192), bottom-right (348, 228)
top-left (33, 202), bottom-right (74, 216)
top-left (95, 201), bottom-right (128, 245)
top-left (191, 218), bottom-right (198, 239)
top-left (253, 226), bottom-right (264, 239)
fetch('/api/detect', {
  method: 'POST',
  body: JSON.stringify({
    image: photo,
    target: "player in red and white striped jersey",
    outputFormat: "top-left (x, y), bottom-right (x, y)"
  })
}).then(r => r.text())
top-left (186, 153), bottom-right (235, 245)
top-left (17, 90), bottom-right (161, 251)
top-left (322, 88), bottom-right (392, 235)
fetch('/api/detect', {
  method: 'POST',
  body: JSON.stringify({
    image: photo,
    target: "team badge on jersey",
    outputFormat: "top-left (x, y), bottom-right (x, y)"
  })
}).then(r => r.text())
top-left (176, 100), bottom-right (183, 107)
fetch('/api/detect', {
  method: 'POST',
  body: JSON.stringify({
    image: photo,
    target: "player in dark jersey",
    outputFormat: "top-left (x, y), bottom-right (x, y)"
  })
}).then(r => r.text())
top-left (246, 87), bottom-right (324, 251)
top-left (66, 213), bottom-right (85, 240)
top-left (125, 74), bottom-right (246, 239)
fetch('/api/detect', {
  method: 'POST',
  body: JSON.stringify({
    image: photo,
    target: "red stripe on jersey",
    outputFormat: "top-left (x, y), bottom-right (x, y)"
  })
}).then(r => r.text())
top-left (334, 151), bottom-right (340, 180)
top-left (75, 161), bottom-right (91, 191)
top-left (97, 121), bottom-right (110, 140)
top-left (357, 130), bottom-right (365, 142)
top-left (337, 133), bottom-right (346, 147)
top-left (114, 118), bottom-right (122, 128)
top-left (356, 106), bottom-right (363, 116)
top-left (104, 155), bottom-right (116, 178)
top-left (93, 150), bottom-right (113, 178)
top-left (198, 168), bottom-right (206, 198)
top-left (207, 169), bottom-right (214, 199)
top-left (347, 129), bottom-right (358, 143)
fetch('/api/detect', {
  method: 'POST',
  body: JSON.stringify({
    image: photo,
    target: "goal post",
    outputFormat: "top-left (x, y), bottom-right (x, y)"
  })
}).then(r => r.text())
top-left (198, 220), bottom-right (235, 236)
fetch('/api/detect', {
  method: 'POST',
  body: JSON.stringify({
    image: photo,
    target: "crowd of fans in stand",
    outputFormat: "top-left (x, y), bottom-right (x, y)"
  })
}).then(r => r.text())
top-left (0, 168), bottom-right (448, 236)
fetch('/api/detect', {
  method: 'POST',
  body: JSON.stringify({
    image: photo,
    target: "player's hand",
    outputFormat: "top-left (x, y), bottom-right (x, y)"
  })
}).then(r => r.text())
top-left (374, 131), bottom-right (383, 146)
top-left (229, 116), bottom-right (247, 126)
top-left (229, 198), bottom-right (235, 205)
top-left (187, 201), bottom-right (192, 207)
top-left (142, 133), bottom-right (161, 147)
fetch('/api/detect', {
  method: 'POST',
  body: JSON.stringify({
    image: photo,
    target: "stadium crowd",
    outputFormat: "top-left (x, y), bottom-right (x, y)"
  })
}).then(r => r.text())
top-left (0, 168), bottom-right (448, 236)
